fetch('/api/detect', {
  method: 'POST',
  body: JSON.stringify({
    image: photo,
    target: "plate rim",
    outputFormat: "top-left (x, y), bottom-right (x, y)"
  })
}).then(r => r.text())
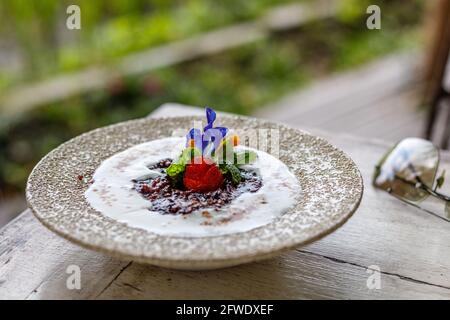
top-left (26, 115), bottom-right (364, 269)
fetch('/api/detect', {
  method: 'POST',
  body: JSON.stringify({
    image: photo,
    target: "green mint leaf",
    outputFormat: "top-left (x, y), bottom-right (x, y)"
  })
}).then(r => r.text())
top-left (166, 163), bottom-right (185, 178)
top-left (225, 164), bottom-right (241, 185)
top-left (234, 150), bottom-right (257, 166)
top-left (219, 163), bottom-right (229, 174)
top-left (435, 169), bottom-right (446, 190)
top-left (166, 162), bottom-right (186, 188)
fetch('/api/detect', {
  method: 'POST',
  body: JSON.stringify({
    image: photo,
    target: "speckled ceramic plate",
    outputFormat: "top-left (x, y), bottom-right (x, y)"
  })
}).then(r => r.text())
top-left (26, 115), bottom-right (363, 270)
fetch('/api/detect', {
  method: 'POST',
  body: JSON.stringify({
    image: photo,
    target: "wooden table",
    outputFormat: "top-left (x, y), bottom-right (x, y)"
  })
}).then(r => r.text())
top-left (1, 104), bottom-right (449, 299)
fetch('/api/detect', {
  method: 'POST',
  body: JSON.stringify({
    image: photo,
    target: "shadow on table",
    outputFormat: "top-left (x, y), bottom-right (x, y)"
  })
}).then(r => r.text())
top-left (97, 257), bottom-right (299, 299)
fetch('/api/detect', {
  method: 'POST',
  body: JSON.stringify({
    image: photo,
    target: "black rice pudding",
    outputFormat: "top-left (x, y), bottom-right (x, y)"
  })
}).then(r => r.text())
top-left (133, 159), bottom-right (263, 214)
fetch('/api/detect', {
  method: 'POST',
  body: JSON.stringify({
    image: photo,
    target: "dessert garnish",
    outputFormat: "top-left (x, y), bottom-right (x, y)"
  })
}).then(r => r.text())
top-left (167, 107), bottom-right (256, 189)
top-left (134, 107), bottom-right (261, 214)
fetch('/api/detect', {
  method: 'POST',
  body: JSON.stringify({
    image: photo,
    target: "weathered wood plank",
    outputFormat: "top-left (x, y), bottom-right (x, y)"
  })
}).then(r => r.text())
top-left (0, 211), bottom-right (129, 300)
top-left (322, 88), bottom-right (421, 133)
top-left (255, 52), bottom-right (425, 142)
top-left (1, 104), bottom-right (449, 299)
top-left (97, 251), bottom-right (450, 300)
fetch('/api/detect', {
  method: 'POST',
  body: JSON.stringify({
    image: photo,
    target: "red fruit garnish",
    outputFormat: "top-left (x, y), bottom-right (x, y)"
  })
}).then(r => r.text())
top-left (183, 157), bottom-right (224, 192)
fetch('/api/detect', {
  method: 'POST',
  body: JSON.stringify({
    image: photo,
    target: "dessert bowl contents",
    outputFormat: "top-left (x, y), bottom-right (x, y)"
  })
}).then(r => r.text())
top-left (134, 158), bottom-right (263, 215)
top-left (85, 108), bottom-right (300, 237)
top-left (85, 137), bottom-right (299, 237)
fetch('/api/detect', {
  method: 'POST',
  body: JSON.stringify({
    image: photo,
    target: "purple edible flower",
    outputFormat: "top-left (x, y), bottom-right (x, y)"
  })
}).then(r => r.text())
top-left (186, 107), bottom-right (228, 154)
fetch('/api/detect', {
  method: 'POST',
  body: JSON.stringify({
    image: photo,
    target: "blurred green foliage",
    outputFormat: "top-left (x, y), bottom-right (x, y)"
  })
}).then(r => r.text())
top-left (0, 0), bottom-right (425, 195)
top-left (0, 0), bottom-right (298, 89)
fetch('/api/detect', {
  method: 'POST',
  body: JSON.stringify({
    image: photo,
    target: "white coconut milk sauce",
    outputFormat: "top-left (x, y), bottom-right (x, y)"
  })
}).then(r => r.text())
top-left (85, 137), bottom-right (300, 237)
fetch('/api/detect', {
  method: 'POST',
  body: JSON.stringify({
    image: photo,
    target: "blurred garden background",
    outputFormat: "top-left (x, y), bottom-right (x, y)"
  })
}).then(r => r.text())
top-left (0, 0), bottom-right (427, 225)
